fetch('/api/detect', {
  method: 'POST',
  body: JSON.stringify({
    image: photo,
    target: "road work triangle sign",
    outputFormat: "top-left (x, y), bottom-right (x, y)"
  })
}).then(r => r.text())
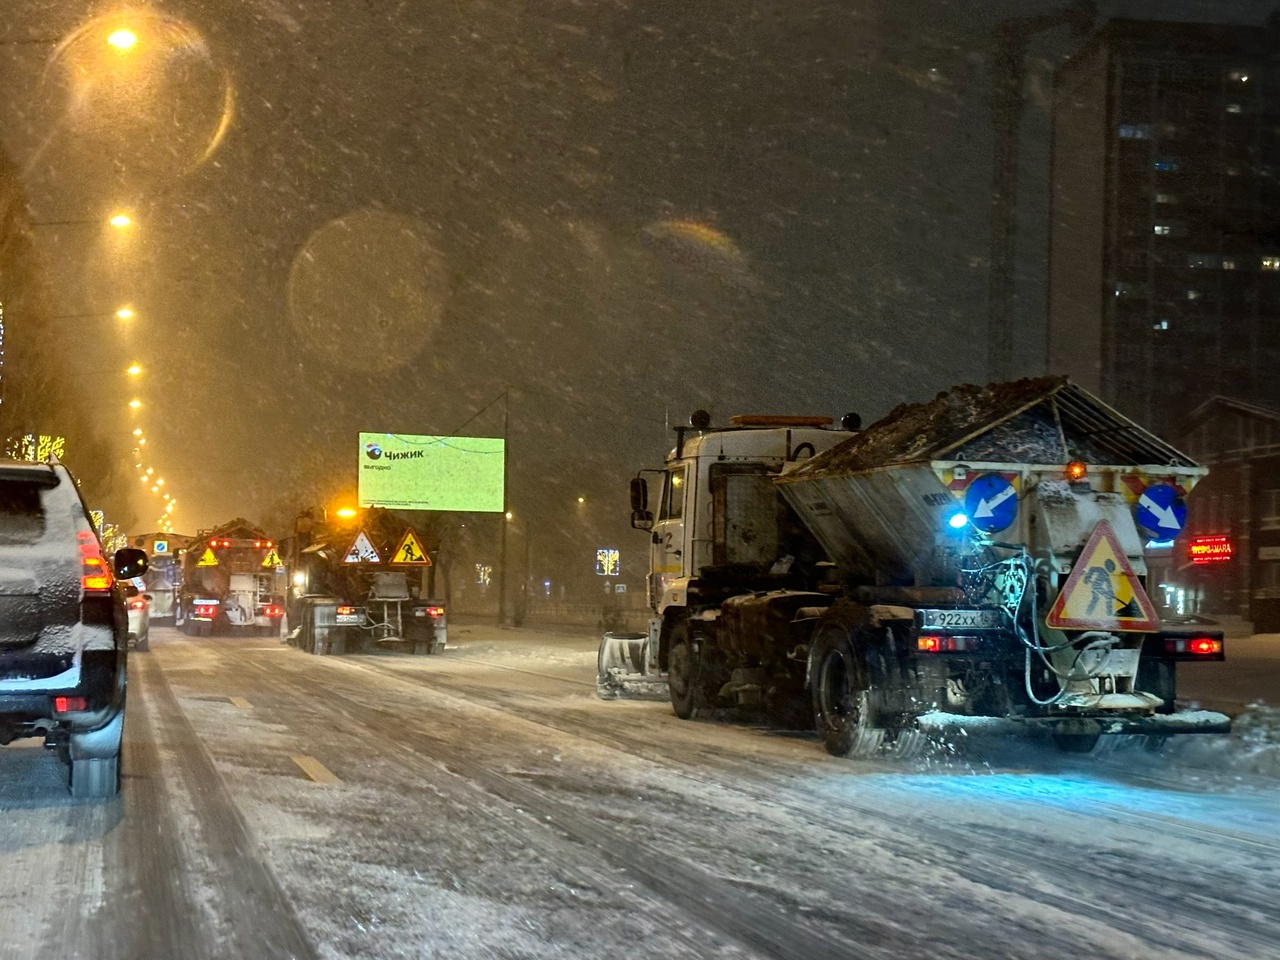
top-left (1046, 520), bottom-right (1159, 632)
top-left (343, 530), bottom-right (381, 564)
top-left (390, 529), bottom-right (431, 566)
top-left (261, 548), bottom-right (283, 568)
top-left (197, 547), bottom-right (218, 567)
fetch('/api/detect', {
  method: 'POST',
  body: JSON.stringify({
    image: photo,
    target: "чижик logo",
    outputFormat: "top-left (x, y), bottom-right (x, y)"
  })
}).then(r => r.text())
top-left (364, 443), bottom-right (383, 460)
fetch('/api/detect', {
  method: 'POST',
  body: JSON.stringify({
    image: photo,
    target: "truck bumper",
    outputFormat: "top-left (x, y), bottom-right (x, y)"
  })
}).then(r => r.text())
top-left (917, 709), bottom-right (1231, 737)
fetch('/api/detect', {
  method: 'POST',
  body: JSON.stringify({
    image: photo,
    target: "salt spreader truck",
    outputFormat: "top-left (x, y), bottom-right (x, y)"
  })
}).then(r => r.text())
top-left (597, 377), bottom-right (1230, 755)
top-left (178, 519), bottom-right (286, 637)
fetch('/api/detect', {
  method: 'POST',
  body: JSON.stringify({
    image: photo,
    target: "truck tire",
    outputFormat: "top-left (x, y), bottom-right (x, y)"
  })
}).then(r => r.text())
top-left (811, 614), bottom-right (884, 758)
top-left (667, 621), bottom-right (708, 720)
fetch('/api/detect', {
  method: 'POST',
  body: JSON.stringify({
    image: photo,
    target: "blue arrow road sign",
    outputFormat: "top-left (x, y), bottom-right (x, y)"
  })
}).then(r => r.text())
top-left (964, 473), bottom-right (1019, 532)
top-left (1136, 483), bottom-right (1186, 538)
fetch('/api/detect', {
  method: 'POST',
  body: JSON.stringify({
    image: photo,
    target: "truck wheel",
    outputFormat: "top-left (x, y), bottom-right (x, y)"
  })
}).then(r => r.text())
top-left (667, 621), bottom-right (708, 720)
top-left (811, 623), bottom-right (884, 758)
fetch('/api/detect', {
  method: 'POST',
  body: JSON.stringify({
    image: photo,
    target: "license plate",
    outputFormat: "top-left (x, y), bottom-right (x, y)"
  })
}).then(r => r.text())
top-left (917, 608), bottom-right (1003, 631)
top-left (335, 614), bottom-right (361, 625)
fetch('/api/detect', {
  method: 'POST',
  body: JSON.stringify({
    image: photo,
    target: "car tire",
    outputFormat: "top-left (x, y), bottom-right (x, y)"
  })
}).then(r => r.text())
top-left (70, 754), bottom-right (120, 799)
top-left (811, 609), bottom-right (885, 759)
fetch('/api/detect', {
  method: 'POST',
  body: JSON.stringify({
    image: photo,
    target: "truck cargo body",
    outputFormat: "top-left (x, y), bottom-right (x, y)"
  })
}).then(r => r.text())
top-left (178, 520), bottom-right (284, 637)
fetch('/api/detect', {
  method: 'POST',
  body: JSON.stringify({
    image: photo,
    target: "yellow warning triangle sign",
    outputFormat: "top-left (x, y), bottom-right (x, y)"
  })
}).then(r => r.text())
top-left (1046, 520), bottom-right (1159, 632)
top-left (261, 548), bottom-right (283, 568)
top-left (197, 547), bottom-right (219, 567)
top-left (390, 529), bottom-right (431, 566)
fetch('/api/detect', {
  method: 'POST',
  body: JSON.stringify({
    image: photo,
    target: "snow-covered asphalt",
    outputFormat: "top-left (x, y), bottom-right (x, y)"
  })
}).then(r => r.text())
top-left (1, 622), bottom-right (1277, 959)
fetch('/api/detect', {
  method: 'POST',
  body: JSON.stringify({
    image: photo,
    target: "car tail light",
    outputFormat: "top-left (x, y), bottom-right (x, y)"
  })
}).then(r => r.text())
top-left (337, 605), bottom-right (355, 616)
top-left (129, 598), bottom-right (147, 610)
top-left (53, 696), bottom-right (88, 713)
top-left (1165, 636), bottom-right (1224, 656)
top-left (77, 531), bottom-right (113, 594)
top-left (427, 605), bottom-right (444, 617)
top-left (917, 635), bottom-right (980, 653)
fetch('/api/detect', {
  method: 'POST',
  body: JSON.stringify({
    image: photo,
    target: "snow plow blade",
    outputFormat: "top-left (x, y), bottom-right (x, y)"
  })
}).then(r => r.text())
top-left (917, 709), bottom-right (1232, 738)
top-left (596, 631), bottom-right (668, 701)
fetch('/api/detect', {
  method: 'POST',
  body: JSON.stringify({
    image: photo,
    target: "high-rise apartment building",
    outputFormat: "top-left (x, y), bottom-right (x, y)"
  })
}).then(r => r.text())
top-left (1048, 19), bottom-right (1280, 437)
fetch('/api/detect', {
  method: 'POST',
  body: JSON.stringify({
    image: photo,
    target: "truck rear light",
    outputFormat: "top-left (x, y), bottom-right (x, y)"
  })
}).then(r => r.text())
top-left (53, 696), bottom-right (88, 713)
top-left (1165, 636), bottom-right (1223, 656)
top-left (917, 635), bottom-right (980, 653)
top-left (426, 606), bottom-right (444, 617)
top-left (337, 605), bottom-right (355, 616)
top-left (129, 598), bottom-right (147, 610)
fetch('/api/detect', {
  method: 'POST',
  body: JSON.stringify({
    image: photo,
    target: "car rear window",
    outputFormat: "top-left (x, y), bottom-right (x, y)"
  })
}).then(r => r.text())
top-left (0, 483), bottom-right (47, 545)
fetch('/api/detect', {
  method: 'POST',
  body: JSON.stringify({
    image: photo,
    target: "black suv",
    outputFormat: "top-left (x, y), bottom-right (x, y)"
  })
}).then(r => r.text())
top-left (0, 461), bottom-right (146, 798)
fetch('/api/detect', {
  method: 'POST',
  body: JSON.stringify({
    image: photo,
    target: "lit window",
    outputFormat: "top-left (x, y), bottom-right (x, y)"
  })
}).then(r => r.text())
top-left (1153, 320), bottom-right (1170, 331)
top-left (1263, 257), bottom-right (1280, 271)
top-left (1223, 259), bottom-right (1238, 270)
top-left (1154, 224), bottom-right (1171, 235)
top-left (1226, 103), bottom-right (1243, 114)
top-left (1187, 290), bottom-right (1201, 300)
top-left (1155, 193), bottom-right (1174, 204)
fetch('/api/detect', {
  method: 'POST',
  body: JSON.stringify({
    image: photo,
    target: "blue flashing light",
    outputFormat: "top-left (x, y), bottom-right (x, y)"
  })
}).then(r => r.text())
top-left (948, 512), bottom-right (969, 530)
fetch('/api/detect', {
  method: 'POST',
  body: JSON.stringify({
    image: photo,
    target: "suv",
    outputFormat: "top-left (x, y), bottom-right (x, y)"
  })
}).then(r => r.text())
top-left (0, 461), bottom-right (146, 798)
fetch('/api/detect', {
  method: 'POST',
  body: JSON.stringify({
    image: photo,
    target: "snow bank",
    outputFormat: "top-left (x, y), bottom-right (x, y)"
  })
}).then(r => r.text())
top-left (1162, 702), bottom-right (1280, 780)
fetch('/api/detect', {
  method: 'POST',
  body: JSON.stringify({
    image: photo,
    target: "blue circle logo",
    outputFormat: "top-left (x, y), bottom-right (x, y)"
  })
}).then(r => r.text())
top-left (364, 443), bottom-right (382, 460)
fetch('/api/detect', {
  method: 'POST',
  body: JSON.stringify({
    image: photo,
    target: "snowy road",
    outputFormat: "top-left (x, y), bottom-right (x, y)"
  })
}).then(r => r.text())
top-left (1, 624), bottom-right (1277, 960)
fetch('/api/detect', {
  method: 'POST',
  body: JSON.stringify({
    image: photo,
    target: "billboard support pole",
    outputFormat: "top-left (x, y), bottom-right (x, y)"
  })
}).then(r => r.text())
top-left (497, 389), bottom-right (510, 628)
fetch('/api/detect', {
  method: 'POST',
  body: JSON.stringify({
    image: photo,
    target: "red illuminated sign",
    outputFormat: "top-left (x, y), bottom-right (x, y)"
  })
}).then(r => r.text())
top-left (1189, 536), bottom-right (1233, 564)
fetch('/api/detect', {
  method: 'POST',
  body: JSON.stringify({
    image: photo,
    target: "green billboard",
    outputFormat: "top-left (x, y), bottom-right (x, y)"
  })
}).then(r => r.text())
top-left (358, 433), bottom-right (505, 512)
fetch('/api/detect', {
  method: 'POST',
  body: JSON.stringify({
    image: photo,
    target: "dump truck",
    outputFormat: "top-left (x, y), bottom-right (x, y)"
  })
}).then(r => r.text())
top-left (598, 377), bottom-right (1230, 756)
top-left (178, 519), bottom-right (285, 636)
top-left (280, 507), bottom-right (445, 656)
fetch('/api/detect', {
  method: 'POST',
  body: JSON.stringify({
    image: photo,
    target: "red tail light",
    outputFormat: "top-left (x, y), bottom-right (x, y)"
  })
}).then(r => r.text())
top-left (129, 598), bottom-right (147, 610)
top-left (1166, 636), bottom-right (1223, 656)
top-left (917, 636), bottom-right (941, 653)
top-left (81, 555), bottom-right (113, 593)
top-left (337, 605), bottom-right (355, 616)
top-left (917, 635), bottom-right (980, 652)
top-left (426, 606), bottom-right (444, 617)
top-left (54, 696), bottom-right (88, 713)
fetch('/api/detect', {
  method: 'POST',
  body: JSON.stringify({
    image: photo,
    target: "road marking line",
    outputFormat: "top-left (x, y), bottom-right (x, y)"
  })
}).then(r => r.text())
top-left (292, 755), bottom-right (341, 784)
top-left (229, 696), bottom-right (252, 709)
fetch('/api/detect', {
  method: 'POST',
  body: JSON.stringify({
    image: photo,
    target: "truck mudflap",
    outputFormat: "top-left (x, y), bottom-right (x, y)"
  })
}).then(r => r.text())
top-left (916, 709), bottom-right (1232, 737)
top-left (596, 629), bottom-right (668, 701)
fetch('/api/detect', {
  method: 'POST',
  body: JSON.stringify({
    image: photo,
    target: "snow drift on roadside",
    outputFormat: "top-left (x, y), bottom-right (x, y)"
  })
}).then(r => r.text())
top-left (1163, 703), bottom-right (1280, 779)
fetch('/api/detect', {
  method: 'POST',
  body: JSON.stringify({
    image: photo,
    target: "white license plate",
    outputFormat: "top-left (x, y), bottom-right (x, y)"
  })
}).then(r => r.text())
top-left (918, 608), bottom-right (1003, 631)
top-left (335, 614), bottom-right (361, 625)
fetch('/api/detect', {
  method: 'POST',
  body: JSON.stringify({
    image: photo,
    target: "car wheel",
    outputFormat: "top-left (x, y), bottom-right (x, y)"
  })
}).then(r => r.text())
top-left (811, 612), bottom-right (885, 759)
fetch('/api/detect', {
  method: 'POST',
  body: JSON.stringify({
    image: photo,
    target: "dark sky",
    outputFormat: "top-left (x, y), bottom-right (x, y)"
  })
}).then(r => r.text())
top-left (0, 0), bottom-right (1268, 537)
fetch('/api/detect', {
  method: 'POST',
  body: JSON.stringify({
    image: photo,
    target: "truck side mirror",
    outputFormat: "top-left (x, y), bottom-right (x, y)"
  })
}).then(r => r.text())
top-left (629, 477), bottom-right (653, 530)
top-left (630, 477), bottom-right (648, 513)
top-left (113, 548), bottom-right (149, 580)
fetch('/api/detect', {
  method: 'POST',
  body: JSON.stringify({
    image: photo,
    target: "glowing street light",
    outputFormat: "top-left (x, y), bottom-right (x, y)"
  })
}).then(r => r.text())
top-left (116, 307), bottom-right (135, 320)
top-left (132, 428), bottom-right (142, 437)
top-left (126, 363), bottom-right (142, 376)
top-left (128, 399), bottom-right (141, 410)
top-left (109, 213), bottom-right (132, 229)
top-left (335, 507), bottom-right (357, 519)
top-left (107, 29), bottom-right (138, 51)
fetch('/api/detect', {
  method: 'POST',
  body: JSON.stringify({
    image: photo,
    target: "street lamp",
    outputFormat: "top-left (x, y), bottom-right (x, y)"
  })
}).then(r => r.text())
top-left (128, 399), bottom-right (141, 410)
top-left (108, 213), bottom-right (132, 229)
top-left (126, 363), bottom-right (142, 376)
top-left (107, 30), bottom-right (138, 51)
